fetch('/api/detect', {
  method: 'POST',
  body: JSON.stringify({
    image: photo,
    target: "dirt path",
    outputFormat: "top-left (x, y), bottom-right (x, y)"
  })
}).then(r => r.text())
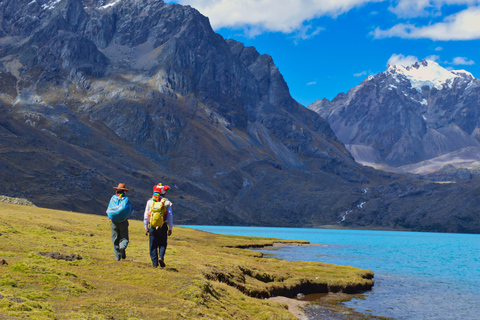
top-left (268, 296), bottom-right (309, 320)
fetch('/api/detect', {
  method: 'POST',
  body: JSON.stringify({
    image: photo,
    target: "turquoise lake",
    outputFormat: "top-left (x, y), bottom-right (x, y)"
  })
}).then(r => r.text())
top-left (182, 226), bottom-right (480, 320)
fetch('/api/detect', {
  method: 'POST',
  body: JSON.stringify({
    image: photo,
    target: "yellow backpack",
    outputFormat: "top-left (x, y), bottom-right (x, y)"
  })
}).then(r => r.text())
top-left (149, 198), bottom-right (167, 228)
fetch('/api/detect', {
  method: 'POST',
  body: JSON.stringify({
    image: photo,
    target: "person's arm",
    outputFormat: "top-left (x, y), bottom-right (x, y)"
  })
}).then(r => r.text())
top-left (143, 201), bottom-right (151, 234)
top-left (127, 197), bottom-right (134, 218)
top-left (166, 206), bottom-right (173, 235)
top-left (106, 195), bottom-right (114, 214)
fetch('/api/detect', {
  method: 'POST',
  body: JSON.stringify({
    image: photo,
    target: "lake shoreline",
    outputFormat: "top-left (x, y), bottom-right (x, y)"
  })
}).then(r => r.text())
top-left (195, 225), bottom-right (480, 319)
top-left (257, 243), bottom-right (379, 320)
top-left (239, 241), bottom-right (322, 250)
top-left (268, 296), bottom-right (309, 320)
top-left (268, 293), bottom-right (387, 320)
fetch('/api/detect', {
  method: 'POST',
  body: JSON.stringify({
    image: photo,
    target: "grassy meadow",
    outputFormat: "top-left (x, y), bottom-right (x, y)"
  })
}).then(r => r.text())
top-left (0, 202), bottom-right (374, 319)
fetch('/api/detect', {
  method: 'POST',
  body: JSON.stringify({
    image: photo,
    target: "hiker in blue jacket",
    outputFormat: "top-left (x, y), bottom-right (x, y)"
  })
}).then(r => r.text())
top-left (107, 183), bottom-right (133, 261)
top-left (143, 184), bottom-right (173, 268)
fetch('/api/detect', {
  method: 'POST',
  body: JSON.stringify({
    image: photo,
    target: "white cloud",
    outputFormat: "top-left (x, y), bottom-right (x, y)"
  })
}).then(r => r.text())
top-left (425, 55), bottom-right (440, 62)
top-left (389, 0), bottom-right (435, 18)
top-left (354, 71), bottom-right (367, 77)
top-left (172, 0), bottom-right (480, 42)
top-left (293, 25), bottom-right (324, 43)
top-left (175, 0), bottom-right (382, 34)
top-left (435, 46), bottom-right (443, 51)
top-left (242, 26), bottom-right (264, 38)
top-left (373, 6), bottom-right (480, 40)
top-left (307, 80), bottom-right (317, 86)
top-left (387, 54), bottom-right (418, 67)
top-left (389, 0), bottom-right (480, 18)
top-left (452, 56), bottom-right (475, 65)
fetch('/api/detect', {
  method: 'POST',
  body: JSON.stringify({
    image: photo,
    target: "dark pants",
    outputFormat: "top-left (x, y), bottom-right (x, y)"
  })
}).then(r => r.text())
top-left (149, 223), bottom-right (168, 267)
top-left (111, 220), bottom-right (129, 260)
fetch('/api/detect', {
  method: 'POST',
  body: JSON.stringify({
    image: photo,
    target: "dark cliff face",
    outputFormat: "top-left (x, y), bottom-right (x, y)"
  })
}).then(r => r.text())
top-left (0, 0), bottom-right (365, 225)
top-left (1, 1), bottom-right (480, 233)
top-left (309, 60), bottom-right (480, 169)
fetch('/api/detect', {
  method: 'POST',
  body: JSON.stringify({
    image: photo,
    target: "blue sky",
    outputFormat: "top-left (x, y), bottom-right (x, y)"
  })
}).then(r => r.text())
top-left (167, 0), bottom-right (480, 107)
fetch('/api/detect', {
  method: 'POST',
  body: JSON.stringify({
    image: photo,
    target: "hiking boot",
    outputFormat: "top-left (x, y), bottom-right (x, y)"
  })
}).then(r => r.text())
top-left (159, 258), bottom-right (166, 268)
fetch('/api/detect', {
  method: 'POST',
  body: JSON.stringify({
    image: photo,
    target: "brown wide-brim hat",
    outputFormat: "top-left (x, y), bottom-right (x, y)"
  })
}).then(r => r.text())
top-left (113, 183), bottom-right (130, 192)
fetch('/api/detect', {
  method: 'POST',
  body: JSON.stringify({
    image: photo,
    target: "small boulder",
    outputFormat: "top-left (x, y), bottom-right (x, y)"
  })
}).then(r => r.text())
top-left (38, 252), bottom-right (82, 261)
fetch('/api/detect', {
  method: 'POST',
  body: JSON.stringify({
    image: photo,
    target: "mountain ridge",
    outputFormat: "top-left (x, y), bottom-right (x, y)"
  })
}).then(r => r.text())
top-left (309, 59), bottom-right (480, 172)
top-left (0, 0), bottom-right (367, 226)
top-left (1, 0), bottom-right (480, 233)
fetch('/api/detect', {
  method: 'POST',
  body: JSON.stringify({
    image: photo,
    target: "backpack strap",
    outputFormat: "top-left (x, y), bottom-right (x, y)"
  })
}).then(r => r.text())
top-left (158, 198), bottom-right (167, 221)
top-left (147, 198), bottom-right (155, 228)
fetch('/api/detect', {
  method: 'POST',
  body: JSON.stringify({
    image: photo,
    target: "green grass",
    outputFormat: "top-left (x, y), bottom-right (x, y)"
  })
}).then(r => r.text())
top-left (0, 203), bottom-right (374, 319)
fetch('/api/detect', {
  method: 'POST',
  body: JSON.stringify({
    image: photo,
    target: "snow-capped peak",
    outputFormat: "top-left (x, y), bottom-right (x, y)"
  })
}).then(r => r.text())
top-left (41, 0), bottom-right (61, 10)
top-left (386, 59), bottom-right (474, 92)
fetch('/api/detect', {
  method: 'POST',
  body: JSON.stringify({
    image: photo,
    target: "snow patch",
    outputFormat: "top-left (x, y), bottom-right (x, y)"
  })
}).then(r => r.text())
top-left (452, 70), bottom-right (474, 80)
top-left (42, 0), bottom-right (61, 10)
top-left (41, 129), bottom-right (57, 137)
top-left (466, 81), bottom-right (478, 91)
top-left (25, 119), bottom-right (36, 127)
top-left (99, 0), bottom-right (121, 9)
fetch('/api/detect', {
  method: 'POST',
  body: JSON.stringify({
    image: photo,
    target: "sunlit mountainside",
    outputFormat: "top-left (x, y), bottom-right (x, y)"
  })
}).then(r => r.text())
top-left (0, 0), bottom-right (480, 233)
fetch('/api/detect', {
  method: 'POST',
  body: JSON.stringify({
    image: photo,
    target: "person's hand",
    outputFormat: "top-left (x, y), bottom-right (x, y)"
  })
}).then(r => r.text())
top-left (144, 229), bottom-right (148, 236)
top-left (167, 230), bottom-right (172, 236)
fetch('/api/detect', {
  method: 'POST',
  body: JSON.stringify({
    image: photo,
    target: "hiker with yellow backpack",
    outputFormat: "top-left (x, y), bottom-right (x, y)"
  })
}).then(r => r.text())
top-left (143, 183), bottom-right (173, 268)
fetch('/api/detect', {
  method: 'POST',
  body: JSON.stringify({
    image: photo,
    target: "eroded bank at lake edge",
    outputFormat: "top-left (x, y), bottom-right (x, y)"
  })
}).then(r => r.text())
top-left (247, 242), bottom-right (386, 319)
top-left (0, 202), bottom-right (374, 319)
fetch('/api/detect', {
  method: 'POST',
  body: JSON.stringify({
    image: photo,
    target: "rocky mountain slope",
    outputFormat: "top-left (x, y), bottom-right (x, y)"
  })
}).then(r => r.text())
top-left (309, 60), bottom-right (480, 173)
top-left (1, 0), bottom-right (479, 233)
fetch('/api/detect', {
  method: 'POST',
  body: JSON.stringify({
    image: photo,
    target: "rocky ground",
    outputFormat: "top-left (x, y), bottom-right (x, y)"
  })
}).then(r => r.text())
top-left (0, 195), bottom-right (35, 206)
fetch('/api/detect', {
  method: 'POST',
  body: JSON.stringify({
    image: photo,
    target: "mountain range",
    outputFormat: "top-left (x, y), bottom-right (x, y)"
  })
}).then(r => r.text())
top-left (309, 60), bottom-right (480, 175)
top-left (1, 0), bottom-right (480, 233)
